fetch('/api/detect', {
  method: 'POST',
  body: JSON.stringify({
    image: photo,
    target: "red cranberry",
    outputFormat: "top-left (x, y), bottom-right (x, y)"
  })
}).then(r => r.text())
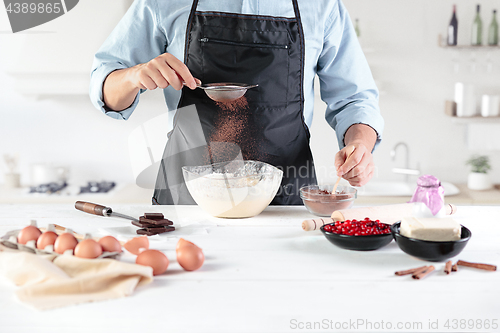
top-left (328, 219), bottom-right (391, 236)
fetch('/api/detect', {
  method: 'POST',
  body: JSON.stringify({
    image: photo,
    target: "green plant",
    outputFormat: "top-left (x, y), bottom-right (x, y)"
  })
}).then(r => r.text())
top-left (466, 155), bottom-right (491, 174)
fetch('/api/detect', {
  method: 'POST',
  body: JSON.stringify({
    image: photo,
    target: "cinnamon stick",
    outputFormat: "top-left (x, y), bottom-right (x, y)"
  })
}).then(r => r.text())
top-left (395, 265), bottom-right (428, 276)
top-left (412, 265), bottom-right (435, 279)
top-left (451, 263), bottom-right (458, 272)
top-left (444, 261), bottom-right (452, 274)
top-left (456, 260), bottom-right (497, 271)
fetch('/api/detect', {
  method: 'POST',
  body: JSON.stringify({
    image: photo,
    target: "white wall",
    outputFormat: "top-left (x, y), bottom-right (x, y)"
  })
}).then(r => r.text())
top-left (311, 0), bottom-right (500, 184)
top-left (0, 0), bottom-right (153, 186)
top-left (1, 0), bottom-right (499, 190)
top-left (0, 78), bottom-right (166, 185)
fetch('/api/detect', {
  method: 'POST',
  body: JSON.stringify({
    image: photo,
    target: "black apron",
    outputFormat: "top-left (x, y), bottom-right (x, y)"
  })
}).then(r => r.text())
top-left (153, 0), bottom-right (317, 205)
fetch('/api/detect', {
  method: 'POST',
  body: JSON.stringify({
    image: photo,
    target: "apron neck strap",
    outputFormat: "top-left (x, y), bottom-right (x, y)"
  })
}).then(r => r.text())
top-left (190, 0), bottom-right (200, 13)
top-left (291, 0), bottom-right (301, 23)
top-left (190, 0), bottom-right (301, 19)
top-left (184, 0), bottom-right (200, 62)
top-left (184, 0), bottom-right (302, 62)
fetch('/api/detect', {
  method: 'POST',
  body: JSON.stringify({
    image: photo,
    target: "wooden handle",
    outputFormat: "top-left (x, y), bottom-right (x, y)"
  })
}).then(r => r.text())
top-left (332, 146), bottom-right (356, 194)
top-left (302, 203), bottom-right (458, 231)
top-left (75, 201), bottom-right (109, 217)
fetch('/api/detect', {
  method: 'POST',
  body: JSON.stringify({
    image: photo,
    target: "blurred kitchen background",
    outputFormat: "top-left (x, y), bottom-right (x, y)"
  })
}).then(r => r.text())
top-left (0, 0), bottom-right (499, 204)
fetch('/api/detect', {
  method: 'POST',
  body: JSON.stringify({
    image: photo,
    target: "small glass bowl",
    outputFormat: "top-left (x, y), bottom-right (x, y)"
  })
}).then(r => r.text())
top-left (299, 185), bottom-right (357, 217)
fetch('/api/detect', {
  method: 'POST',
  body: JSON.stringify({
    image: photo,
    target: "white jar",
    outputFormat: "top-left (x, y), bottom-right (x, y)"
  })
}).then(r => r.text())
top-left (454, 82), bottom-right (477, 117)
top-left (4, 173), bottom-right (21, 189)
top-left (481, 95), bottom-right (500, 117)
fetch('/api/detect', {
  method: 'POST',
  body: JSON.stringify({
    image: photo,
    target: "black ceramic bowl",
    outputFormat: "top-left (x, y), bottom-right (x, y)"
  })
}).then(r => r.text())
top-left (320, 224), bottom-right (393, 251)
top-left (390, 222), bottom-right (471, 262)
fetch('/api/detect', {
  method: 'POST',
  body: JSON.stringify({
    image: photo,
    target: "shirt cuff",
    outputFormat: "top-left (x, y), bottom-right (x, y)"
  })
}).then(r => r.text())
top-left (89, 64), bottom-right (140, 120)
top-left (334, 107), bottom-right (384, 152)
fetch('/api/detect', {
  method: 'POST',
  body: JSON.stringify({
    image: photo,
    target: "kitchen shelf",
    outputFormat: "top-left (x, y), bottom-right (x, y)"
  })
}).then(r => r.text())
top-left (447, 116), bottom-right (500, 124)
top-left (438, 36), bottom-right (500, 50)
top-left (440, 45), bottom-right (500, 50)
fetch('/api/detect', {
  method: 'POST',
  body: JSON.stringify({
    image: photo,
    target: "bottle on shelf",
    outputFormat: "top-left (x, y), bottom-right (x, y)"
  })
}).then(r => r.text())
top-left (471, 4), bottom-right (483, 45)
top-left (355, 18), bottom-right (361, 38)
top-left (448, 4), bottom-right (458, 46)
top-left (488, 10), bottom-right (499, 46)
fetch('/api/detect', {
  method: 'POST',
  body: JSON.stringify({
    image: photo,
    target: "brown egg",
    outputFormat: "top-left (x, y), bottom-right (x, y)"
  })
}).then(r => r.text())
top-left (124, 236), bottom-right (149, 255)
top-left (176, 244), bottom-right (204, 271)
top-left (176, 238), bottom-right (196, 251)
top-left (36, 231), bottom-right (58, 250)
top-left (98, 236), bottom-right (122, 253)
top-left (74, 239), bottom-right (103, 259)
top-left (17, 225), bottom-right (42, 245)
top-left (136, 250), bottom-right (169, 275)
top-left (54, 233), bottom-right (79, 254)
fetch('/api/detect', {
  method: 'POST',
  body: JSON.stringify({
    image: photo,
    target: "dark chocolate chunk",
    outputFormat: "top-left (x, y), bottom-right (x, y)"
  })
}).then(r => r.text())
top-left (143, 225), bottom-right (175, 232)
top-left (136, 226), bottom-right (175, 236)
top-left (139, 216), bottom-right (173, 225)
top-left (144, 213), bottom-right (164, 220)
top-left (132, 220), bottom-right (173, 228)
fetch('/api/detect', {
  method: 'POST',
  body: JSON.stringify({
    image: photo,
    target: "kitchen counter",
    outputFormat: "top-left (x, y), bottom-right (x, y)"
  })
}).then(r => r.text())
top-left (0, 183), bottom-right (153, 204)
top-left (0, 204), bottom-right (499, 333)
top-left (357, 183), bottom-right (500, 206)
top-left (3, 183), bottom-right (500, 206)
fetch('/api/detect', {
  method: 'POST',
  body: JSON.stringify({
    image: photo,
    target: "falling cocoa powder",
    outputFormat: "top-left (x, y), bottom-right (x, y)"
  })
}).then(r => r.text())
top-left (215, 97), bottom-right (248, 112)
top-left (205, 96), bottom-right (261, 164)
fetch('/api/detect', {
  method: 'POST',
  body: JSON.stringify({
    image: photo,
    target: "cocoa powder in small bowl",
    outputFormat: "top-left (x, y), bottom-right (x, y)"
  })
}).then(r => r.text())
top-left (299, 185), bottom-right (357, 217)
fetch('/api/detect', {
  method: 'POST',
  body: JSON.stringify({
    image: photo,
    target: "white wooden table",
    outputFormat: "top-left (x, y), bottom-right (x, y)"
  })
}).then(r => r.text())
top-left (0, 204), bottom-right (499, 333)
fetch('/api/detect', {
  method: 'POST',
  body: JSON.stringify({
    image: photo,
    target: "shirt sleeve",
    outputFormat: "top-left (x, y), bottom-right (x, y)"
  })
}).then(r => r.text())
top-left (317, 0), bottom-right (384, 150)
top-left (89, 0), bottom-right (167, 120)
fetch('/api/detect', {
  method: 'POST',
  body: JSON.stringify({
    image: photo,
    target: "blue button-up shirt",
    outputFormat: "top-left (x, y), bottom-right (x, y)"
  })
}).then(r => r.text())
top-left (90, 0), bottom-right (384, 149)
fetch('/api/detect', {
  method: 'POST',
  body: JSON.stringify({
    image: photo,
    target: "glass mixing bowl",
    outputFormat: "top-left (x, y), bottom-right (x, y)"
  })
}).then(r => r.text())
top-left (182, 160), bottom-right (283, 218)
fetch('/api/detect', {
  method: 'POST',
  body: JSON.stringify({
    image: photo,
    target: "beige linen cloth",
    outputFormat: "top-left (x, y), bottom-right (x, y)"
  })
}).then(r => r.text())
top-left (0, 246), bottom-right (153, 310)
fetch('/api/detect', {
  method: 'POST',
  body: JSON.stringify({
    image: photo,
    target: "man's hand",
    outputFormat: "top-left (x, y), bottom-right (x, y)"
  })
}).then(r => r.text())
top-left (335, 143), bottom-right (374, 187)
top-left (103, 53), bottom-right (200, 111)
top-left (128, 53), bottom-right (199, 91)
top-left (334, 124), bottom-right (378, 187)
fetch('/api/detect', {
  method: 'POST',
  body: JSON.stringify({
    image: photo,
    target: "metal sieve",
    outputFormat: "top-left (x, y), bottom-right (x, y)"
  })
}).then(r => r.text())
top-left (196, 83), bottom-right (258, 102)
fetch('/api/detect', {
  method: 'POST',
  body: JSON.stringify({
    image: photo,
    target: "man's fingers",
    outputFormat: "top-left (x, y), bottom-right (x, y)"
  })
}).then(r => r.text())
top-left (343, 153), bottom-right (372, 179)
top-left (139, 74), bottom-right (158, 90)
top-left (163, 53), bottom-right (196, 89)
top-left (338, 148), bottom-right (362, 176)
top-left (134, 63), bottom-right (162, 90)
top-left (334, 145), bottom-right (355, 174)
top-left (343, 159), bottom-right (373, 180)
top-left (135, 53), bottom-right (197, 91)
top-left (149, 56), bottom-right (182, 90)
top-left (146, 58), bottom-right (173, 89)
top-left (335, 143), bottom-right (375, 187)
top-left (162, 65), bottom-right (184, 90)
top-left (334, 151), bottom-right (344, 171)
top-left (149, 68), bottom-right (170, 89)
top-left (347, 166), bottom-right (375, 187)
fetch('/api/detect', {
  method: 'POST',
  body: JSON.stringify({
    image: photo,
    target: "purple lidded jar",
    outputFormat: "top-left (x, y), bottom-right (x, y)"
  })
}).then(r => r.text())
top-left (409, 175), bottom-right (445, 216)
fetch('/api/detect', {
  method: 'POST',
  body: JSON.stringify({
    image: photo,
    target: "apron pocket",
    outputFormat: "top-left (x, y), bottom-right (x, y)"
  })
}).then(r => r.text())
top-left (198, 30), bottom-right (290, 106)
